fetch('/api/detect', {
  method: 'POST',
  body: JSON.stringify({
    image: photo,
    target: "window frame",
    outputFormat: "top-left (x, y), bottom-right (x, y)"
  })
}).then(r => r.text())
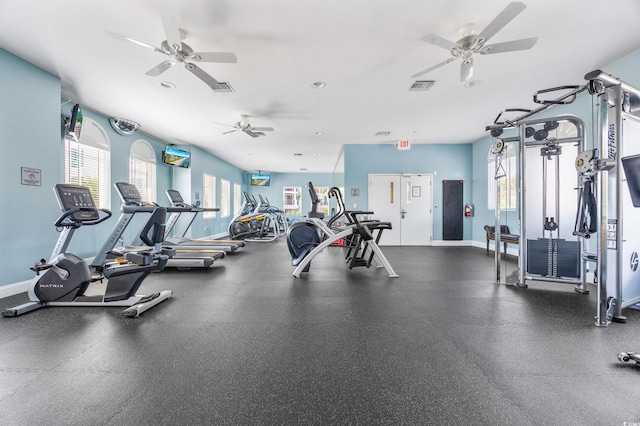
top-left (203, 173), bottom-right (217, 219)
top-left (488, 143), bottom-right (517, 211)
top-left (283, 186), bottom-right (302, 215)
top-left (63, 117), bottom-right (111, 209)
top-left (220, 178), bottom-right (230, 218)
top-left (129, 140), bottom-right (157, 203)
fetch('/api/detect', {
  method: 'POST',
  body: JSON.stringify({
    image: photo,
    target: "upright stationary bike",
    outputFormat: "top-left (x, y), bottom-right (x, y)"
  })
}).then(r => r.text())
top-left (2, 184), bottom-right (173, 318)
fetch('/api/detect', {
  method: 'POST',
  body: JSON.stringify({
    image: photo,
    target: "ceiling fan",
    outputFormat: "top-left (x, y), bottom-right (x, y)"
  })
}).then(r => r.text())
top-left (412, 1), bottom-right (537, 82)
top-left (104, 15), bottom-right (237, 90)
top-left (218, 115), bottom-right (274, 138)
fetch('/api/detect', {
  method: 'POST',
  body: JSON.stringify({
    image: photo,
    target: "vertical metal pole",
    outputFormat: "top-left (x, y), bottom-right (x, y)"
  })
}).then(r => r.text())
top-left (613, 85), bottom-right (624, 320)
top-left (596, 94), bottom-right (611, 326)
top-left (555, 151), bottom-right (560, 232)
top-left (495, 163), bottom-right (501, 283)
top-left (519, 125), bottom-right (526, 287)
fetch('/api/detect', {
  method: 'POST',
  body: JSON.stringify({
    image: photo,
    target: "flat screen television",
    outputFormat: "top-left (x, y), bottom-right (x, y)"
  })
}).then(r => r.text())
top-left (162, 146), bottom-right (191, 168)
top-left (250, 173), bottom-right (271, 186)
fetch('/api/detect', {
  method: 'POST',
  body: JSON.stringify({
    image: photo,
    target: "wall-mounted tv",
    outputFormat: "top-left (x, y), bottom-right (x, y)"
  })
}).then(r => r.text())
top-left (162, 145), bottom-right (191, 168)
top-left (250, 173), bottom-right (271, 186)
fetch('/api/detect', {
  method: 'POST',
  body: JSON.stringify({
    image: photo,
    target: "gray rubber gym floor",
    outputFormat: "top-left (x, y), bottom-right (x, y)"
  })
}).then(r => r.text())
top-left (1, 241), bottom-right (639, 425)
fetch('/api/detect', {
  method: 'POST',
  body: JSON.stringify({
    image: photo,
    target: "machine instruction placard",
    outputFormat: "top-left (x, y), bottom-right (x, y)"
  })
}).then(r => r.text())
top-left (607, 219), bottom-right (617, 250)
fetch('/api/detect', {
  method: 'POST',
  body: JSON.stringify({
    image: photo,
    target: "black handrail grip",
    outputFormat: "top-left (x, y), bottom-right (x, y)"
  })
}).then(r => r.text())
top-left (533, 85), bottom-right (582, 105)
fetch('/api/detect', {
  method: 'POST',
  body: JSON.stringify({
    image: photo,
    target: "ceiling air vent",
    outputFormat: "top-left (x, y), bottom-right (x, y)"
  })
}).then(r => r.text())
top-left (375, 131), bottom-right (391, 137)
top-left (212, 82), bottom-right (235, 92)
top-left (409, 80), bottom-right (436, 91)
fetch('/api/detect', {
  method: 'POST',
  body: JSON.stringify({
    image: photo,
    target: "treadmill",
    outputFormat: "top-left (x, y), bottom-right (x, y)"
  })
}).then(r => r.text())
top-left (92, 182), bottom-right (224, 270)
top-left (163, 189), bottom-right (245, 253)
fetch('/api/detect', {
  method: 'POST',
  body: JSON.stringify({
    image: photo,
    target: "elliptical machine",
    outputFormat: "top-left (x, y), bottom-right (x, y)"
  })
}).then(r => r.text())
top-left (2, 183), bottom-right (173, 318)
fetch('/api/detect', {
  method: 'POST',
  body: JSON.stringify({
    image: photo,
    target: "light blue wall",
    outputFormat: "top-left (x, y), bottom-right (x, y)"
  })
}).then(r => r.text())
top-left (0, 48), bottom-right (62, 286)
top-left (344, 143), bottom-right (473, 240)
top-left (0, 48), bottom-right (246, 287)
top-left (179, 144), bottom-right (246, 237)
top-left (247, 172), bottom-right (339, 220)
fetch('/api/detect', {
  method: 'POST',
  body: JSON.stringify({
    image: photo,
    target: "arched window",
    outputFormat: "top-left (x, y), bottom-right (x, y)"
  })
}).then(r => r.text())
top-left (64, 117), bottom-right (111, 208)
top-left (129, 140), bottom-right (157, 203)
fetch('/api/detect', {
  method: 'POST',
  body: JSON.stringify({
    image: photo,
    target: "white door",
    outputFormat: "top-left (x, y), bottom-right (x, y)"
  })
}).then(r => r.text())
top-left (368, 174), bottom-right (433, 246)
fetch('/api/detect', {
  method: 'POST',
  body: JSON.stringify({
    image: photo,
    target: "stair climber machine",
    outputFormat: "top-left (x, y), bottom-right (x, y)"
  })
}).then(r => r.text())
top-left (93, 182), bottom-right (224, 270)
top-left (286, 182), bottom-right (398, 278)
top-left (2, 184), bottom-right (173, 317)
top-left (165, 189), bottom-right (245, 253)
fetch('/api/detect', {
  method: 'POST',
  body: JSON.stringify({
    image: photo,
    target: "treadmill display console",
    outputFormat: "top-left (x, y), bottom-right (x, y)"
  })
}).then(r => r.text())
top-left (53, 184), bottom-right (99, 221)
top-left (166, 189), bottom-right (184, 204)
top-left (115, 182), bottom-right (142, 204)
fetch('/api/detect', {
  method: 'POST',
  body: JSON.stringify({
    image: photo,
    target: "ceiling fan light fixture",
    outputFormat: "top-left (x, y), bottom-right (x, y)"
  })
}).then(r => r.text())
top-left (458, 23), bottom-right (477, 38)
top-left (160, 81), bottom-right (176, 89)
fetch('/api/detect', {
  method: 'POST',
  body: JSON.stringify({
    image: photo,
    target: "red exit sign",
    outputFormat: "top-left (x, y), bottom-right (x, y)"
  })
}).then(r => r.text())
top-left (397, 139), bottom-right (411, 150)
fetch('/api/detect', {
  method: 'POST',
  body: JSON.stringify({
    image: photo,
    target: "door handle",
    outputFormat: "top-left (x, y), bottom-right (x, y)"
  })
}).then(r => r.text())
top-left (401, 209), bottom-right (407, 219)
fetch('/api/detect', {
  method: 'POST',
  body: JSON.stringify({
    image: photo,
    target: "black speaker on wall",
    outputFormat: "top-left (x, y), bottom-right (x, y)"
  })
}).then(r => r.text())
top-left (443, 180), bottom-right (463, 240)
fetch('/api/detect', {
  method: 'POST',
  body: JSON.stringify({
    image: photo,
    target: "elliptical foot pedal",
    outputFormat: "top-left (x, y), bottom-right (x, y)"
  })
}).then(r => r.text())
top-left (138, 293), bottom-right (161, 304)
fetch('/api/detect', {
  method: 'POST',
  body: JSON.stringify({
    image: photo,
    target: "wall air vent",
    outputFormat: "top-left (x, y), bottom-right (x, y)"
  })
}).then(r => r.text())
top-left (410, 80), bottom-right (436, 91)
top-left (212, 82), bottom-right (235, 92)
top-left (375, 131), bottom-right (391, 137)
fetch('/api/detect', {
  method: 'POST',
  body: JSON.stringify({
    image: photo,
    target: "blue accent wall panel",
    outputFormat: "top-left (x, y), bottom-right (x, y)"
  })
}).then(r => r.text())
top-left (344, 143), bottom-right (473, 241)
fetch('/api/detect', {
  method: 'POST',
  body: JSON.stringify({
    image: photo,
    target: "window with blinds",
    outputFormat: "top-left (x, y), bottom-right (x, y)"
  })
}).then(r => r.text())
top-left (283, 186), bottom-right (302, 215)
top-left (64, 117), bottom-right (111, 209)
top-left (220, 179), bottom-right (230, 218)
top-left (313, 186), bottom-right (330, 217)
top-left (233, 183), bottom-right (242, 216)
top-left (488, 143), bottom-right (517, 210)
top-left (203, 173), bottom-right (216, 218)
top-left (129, 140), bottom-right (156, 203)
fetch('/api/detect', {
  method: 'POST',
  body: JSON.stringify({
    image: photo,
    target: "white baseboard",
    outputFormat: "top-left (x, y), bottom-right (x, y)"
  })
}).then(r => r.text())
top-left (0, 280), bottom-right (30, 299)
top-left (431, 240), bottom-right (473, 247)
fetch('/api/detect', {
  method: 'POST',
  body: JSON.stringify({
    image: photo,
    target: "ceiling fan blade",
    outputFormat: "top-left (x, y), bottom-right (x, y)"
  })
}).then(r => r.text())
top-left (244, 130), bottom-right (263, 138)
top-left (161, 14), bottom-right (182, 51)
top-left (104, 30), bottom-right (165, 54)
top-left (145, 60), bottom-right (174, 76)
top-left (481, 37), bottom-right (538, 54)
top-left (250, 127), bottom-right (274, 132)
top-left (420, 34), bottom-right (460, 51)
top-left (460, 57), bottom-right (473, 82)
top-left (222, 128), bottom-right (239, 135)
top-left (184, 63), bottom-right (220, 89)
top-left (192, 52), bottom-right (238, 63)
top-left (476, 1), bottom-right (527, 43)
top-left (411, 57), bottom-right (458, 79)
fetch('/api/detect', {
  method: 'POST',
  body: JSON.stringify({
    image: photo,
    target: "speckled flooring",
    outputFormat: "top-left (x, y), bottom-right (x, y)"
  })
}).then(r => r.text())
top-left (1, 240), bottom-right (639, 425)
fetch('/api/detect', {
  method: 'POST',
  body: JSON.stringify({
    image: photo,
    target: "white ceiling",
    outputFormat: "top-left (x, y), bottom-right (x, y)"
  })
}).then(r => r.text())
top-left (1, 0), bottom-right (639, 174)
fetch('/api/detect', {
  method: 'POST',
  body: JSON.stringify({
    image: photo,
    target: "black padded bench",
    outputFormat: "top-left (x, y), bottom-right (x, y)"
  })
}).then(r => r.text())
top-left (484, 225), bottom-right (519, 257)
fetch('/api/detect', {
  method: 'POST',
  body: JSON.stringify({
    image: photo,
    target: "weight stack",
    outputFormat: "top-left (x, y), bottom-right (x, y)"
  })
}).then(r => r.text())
top-left (527, 238), bottom-right (580, 278)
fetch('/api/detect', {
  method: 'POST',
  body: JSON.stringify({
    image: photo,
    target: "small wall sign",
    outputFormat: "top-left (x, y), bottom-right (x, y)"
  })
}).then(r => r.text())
top-left (21, 167), bottom-right (41, 186)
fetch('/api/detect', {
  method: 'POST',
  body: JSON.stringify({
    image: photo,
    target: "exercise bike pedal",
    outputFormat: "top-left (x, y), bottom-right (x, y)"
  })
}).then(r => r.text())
top-left (30, 259), bottom-right (53, 274)
top-left (90, 271), bottom-right (105, 282)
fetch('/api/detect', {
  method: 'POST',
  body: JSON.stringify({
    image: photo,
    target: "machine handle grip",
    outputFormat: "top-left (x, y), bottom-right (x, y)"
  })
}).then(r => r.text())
top-left (533, 85), bottom-right (582, 105)
top-left (54, 208), bottom-right (112, 228)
